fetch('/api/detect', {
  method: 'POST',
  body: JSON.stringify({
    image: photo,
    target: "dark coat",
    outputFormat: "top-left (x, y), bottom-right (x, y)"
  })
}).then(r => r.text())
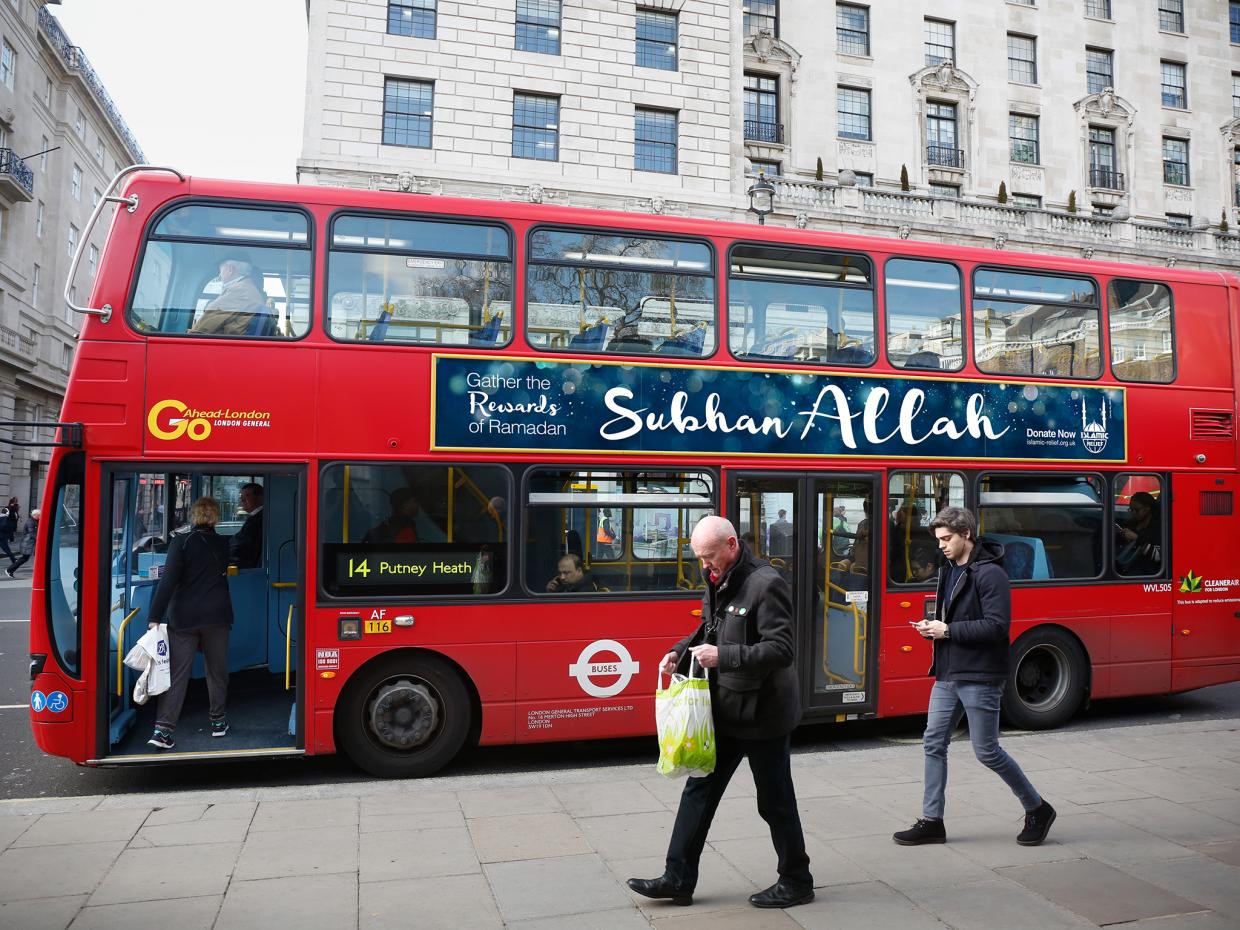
top-left (18, 516), bottom-right (37, 557)
top-left (149, 526), bottom-right (234, 631)
top-left (674, 542), bottom-right (800, 739)
top-left (929, 536), bottom-right (1011, 681)
top-left (229, 508), bottom-right (263, 568)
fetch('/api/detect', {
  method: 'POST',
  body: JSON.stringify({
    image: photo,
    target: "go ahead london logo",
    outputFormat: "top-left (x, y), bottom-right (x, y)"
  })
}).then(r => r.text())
top-left (147, 399), bottom-right (273, 442)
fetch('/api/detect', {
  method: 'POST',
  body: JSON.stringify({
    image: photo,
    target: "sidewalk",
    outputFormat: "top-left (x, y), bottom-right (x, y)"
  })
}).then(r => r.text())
top-left (1, 717), bottom-right (1237, 930)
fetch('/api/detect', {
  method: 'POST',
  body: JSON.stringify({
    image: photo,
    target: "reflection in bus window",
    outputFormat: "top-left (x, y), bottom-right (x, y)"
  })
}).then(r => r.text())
top-left (887, 471), bottom-right (965, 584)
top-left (525, 469), bottom-right (713, 594)
top-left (979, 474), bottom-right (1103, 580)
top-left (1114, 475), bottom-right (1165, 577)
top-left (1109, 280), bottom-right (1174, 383)
top-left (885, 259), bottom-right (963, 371)
top-left (129, 204), bottom-right (312, 338)
top-left (973, 270), bottom-right (1100, 378)
top-left (318, 463), bottom-right (508, 597)
top-left (729, 245), bottom-right (875, 365)
top-left (525, 230), bottom-right (715, 357)
top-left (327, 215), bottom-right (513, 346)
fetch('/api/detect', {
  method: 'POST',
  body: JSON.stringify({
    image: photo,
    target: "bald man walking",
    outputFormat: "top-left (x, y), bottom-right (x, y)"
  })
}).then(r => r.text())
top-left (627, 516), bottom-right (814, 909)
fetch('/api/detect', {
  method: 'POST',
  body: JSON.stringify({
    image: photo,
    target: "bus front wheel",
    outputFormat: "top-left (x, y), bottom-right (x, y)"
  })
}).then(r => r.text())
top-left (337, 654), bottom-right (472, 778)
top-left (1002, 628), bottom-right (1088, 730)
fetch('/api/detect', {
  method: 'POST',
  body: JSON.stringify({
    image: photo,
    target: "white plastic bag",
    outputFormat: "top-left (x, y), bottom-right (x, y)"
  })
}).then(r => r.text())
top-left (655, 660), bottom-right (716, 778)
top-left (123, 624), bottom-right (170, 704)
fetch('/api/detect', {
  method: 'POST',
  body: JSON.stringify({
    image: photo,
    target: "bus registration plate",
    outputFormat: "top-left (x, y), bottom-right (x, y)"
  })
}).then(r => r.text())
top-left (365, 619), bottom-right (393, 634)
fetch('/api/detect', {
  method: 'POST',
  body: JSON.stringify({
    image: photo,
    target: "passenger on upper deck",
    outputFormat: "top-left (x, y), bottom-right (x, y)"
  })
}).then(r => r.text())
top-left (190, 255), bottom-right (275, 336)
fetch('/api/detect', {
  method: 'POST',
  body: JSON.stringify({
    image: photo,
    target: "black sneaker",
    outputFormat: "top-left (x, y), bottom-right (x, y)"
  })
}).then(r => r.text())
top-left (211, 719), bottom-right (229, 738)
top-left (147, 728), bottom-right (175, 750)
top-left (1017, 800), bottom-right (1056, 846)
top-left (893, 818), bottom-right (946, 846)
top-left (4, 567), bottom-right (13, 578)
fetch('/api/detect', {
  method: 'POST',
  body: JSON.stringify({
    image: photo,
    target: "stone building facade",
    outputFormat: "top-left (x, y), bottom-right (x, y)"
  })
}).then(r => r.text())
top-left (0, 0), bottom-right (143, 509)
top-left (299, 0), bottom-right (1240, 273)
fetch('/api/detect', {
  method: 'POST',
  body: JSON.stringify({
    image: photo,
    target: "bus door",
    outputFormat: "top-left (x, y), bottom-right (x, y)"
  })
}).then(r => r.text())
top-left (1171, 473), bottom-right (1240, 692)
top-left (731, 473), bottom-right (879, 716)
top-left (104, 467), bottom-right (303, 757)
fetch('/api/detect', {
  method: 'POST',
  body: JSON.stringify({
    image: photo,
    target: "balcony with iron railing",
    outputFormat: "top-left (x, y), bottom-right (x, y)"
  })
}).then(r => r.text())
top-left (0, 148), bottom-right (34, 204)
top-left (926, 145), bottom-right (964, 169)
top-left (744, 120), bottom-right (784, 144)
top-left (1089, 166), bottom-right (1125, 191)
top-left (38, 7), bottom-right (146, 164)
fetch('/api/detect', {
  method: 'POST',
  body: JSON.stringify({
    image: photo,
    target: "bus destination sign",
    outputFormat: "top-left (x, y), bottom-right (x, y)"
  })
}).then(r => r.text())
top-left (431, 355), bottom-right (1127, 463)
top-left (322, 543), bottom-right (504, 597)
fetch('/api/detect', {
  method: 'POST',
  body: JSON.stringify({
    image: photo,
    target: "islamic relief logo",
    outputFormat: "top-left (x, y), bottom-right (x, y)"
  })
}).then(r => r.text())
top-left (1080, 398), bottom-right (1109, 455)
top-left (1179, 570), bottom-right (1203, 593)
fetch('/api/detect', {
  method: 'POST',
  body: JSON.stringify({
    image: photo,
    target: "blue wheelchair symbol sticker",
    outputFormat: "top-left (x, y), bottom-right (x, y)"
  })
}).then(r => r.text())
top-left (30, 690), bottom-right (46, 712)
top-left (47, 691), bottom-right (69, 714)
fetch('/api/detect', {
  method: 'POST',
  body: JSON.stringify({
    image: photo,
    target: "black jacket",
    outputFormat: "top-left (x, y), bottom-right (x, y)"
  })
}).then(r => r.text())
top-left (229, 508), bottom-right (263, 568)
top-left (929, 536), bottom-right (1011, 681)
top-left (674, 543), bottom-right (800, 739)
top-left (149, 526), bottom-right (234, 631)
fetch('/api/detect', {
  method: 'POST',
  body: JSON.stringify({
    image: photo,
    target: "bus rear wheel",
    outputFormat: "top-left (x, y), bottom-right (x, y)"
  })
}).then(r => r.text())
top-left (337, 654), bottom-right (471, 778)
top-left (1002, 628), bottom-right (1088, 730)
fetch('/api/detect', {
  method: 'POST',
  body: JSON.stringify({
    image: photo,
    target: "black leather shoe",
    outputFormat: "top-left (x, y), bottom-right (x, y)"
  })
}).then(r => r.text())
top-left (749, 880), bottom-right (815, 909)
top-left (626, 876), bottom-right (693, 906)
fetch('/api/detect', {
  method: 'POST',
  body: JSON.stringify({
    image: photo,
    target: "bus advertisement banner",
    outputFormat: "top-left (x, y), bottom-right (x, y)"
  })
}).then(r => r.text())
top-left (431, 355), bottom-right (1127, 463)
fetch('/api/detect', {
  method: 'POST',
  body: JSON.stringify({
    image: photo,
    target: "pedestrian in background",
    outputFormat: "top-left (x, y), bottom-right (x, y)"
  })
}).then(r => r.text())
top-left (895, 506), bottom-right (1056, 847)
top-left (9, 508), bottom-right (39, 576)
top-left (2, 497), bottom-right (20, 576)
top-left (627, 515), bottom-right (814, 910)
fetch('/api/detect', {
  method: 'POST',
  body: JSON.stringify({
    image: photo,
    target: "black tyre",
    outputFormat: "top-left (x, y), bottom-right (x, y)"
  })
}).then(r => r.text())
top-left (1002, 627), bottom-right (1088, 730)
top-left (336, 653), bottom-right (471, 778)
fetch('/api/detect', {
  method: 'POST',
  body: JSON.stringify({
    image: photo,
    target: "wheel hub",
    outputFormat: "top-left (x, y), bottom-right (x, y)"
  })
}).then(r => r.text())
top-left (368, 679), bottom-right (438, 749)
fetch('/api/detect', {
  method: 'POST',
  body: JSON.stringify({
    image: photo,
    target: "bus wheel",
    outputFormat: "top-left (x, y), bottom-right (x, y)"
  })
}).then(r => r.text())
top-left (1002, 628), bottom-right (1088, 730)
top-left (337, 654), bottom-right (471, 778)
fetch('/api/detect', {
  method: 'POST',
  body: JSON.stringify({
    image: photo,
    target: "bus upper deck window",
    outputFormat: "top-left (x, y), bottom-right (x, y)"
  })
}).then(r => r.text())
top-left (728, 244), bottom-right (875, 366)
top-left (525, 229), bottom-right (716, 358)
top-left (327, 214), bottom-right (513, 347)
top-left (885, 259), bottom-right (963, 372)
top-left (1109, 280), bottom-right (1174, 383)
top-left (973, 269), bottom-right (1100, 379)
top-left (129, 204), bottom-right (313, 340)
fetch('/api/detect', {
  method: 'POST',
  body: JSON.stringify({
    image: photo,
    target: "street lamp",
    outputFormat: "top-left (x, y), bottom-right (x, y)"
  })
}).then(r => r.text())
top-left (747, 172), bottom-right (776, 225)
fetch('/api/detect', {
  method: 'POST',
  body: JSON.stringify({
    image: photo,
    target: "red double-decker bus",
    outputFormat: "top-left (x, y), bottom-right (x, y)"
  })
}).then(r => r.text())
top-left (24, 167), bottom-right (1239, 777)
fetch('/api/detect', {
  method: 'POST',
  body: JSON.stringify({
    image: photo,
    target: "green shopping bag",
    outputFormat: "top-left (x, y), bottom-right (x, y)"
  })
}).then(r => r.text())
top-left (655, 660), bottom-right (716, 778)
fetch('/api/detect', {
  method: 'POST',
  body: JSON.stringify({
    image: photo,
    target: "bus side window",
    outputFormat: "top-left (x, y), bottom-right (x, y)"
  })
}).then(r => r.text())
top-left (979, 474), bottom-right (1104, 580)
top-left (1114, 475), bottom-right (1165, 577)
top-left (1109, 281), bottom-right (1174, 383)
top-left (887, 471), bottom-right (965, 585)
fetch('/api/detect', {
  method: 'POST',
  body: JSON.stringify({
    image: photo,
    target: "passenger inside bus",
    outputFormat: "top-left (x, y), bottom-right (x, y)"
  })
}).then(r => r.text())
top-left (229, 482), bottom-right (264, 569)
top-left (362, 487), bottom-right (446, 544)
top-left (545, 554), bottom-right (598, 593)
top-left (1116, 490), bottom-right (1162, 575)
top-left (190, 255), bottom-right (278, 337)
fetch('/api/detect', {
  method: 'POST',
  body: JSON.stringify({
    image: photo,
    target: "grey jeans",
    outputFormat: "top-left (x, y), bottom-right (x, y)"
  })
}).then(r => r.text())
top-left (155, 625), bottom-right (230, 731)
top-left (922, 680), bottom-right (1041, 820)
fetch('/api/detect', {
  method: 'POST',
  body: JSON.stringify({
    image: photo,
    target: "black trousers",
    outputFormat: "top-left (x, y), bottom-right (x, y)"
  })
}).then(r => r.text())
top-left (156, 625), bottom-right (230, 731)
top-left (664, 731), bottom-right (813, 891)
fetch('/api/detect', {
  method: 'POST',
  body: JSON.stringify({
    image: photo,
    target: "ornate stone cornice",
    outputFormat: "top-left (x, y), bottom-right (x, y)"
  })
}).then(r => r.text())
top-left (745, 30), bottom-right (801, 85)
top-left (909, 62), bottom-right (978, 101)
top-left (1073, 89), bottom-right (1136, 125)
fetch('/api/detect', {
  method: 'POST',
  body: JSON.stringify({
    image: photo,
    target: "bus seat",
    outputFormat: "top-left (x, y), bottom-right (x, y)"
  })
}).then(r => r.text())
top-left (986, 533), bottom-right (1051, 580)
top-left (468, 310), bottom-right (504, 346)
top-left (569, 322), bottom-right (609, 350)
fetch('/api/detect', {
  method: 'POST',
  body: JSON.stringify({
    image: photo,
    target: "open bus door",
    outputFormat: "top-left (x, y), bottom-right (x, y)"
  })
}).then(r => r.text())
top-left (101, 466), bottom-right (304, 760)
top-left (730, 472), bottom-right (880, 720)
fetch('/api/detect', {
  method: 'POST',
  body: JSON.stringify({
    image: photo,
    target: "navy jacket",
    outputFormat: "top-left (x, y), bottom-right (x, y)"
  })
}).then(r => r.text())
top-left (674, 543), bottom-right (800, 739)
top-left (149, 526), bottom-right (234, 631)
top-left (929, 537), bottom-right (1011, 681)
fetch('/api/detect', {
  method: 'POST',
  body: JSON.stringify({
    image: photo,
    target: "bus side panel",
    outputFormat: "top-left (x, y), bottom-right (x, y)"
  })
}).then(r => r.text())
top-left (61, 343), bottom-right (148, 456)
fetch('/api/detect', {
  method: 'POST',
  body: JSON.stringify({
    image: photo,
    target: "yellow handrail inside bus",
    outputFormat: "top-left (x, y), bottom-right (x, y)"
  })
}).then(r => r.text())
top-left (447, 466), bottom-right (455, 543)
top-left (115, 608), bottom-right (140, 697)
top-left (285, 605), bottom-right (295, 691)
top-left (342, 465), bottom-right (351, 542)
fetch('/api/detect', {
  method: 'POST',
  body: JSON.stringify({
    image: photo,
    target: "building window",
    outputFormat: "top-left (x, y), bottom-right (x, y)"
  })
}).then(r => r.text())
top-left (0, 39), bottom-right (14, 90)
top-left (1012, 193), bottom-right (1042, 208)
top-left (744, 0), bottom-right (778, 37)
top-left (31, 263), bottom-right (39, 308)
top-left (1163, 137), bottom-right (1189, 186)
top-left (929, 183), bottom-right (959, 198)
top-left (1232, 1), bottom-right (1240, 43)
top-left (88, 244), bottom-right (98, 277)
top-left (91, 188), bottom-right (101, 208)
top-left (67, 224), bottom-right (78, 258)
top-left (635, 108), bottom-right (677, 174)
top-left (513, 92), bottom-right (559, 160)
top-left (1160, 61), bottom-right (1186, 108)
top-left (71, 164), bottom-right (82, 201)
top-left (747, 158), bottom-right (780, 176)
top-left (387, 0), bottom-right (436, 38)
top-left (1085, 0), bottom-right (1111, 18)
top-left (382, 78), bottom-right (433, 147)
top-left (516, 0), bottom-right (561, 55)
top-left (35, 201), bottom-right (43, 238)
top-left (1009, 113), bottom-right (1039, 164)
top-left (852, 171), bottom-right (874, 186)
top-left (924, 18), bottom-right (954, 67)
top-left (1008, 34), bottom-right (1037, 84)
top-left (1089, 125), bottom-right (1120, 189)
top-left (636, 9), bottom-right (677, 71)
top-left (837, 4), bottom-right (869, 56)
top-left (744, 73), bottom-right (781, 143)
top-left (39, 135), bottom-right (48, 171)
top-left (1233, 73), bottom-right (1240, 118)
top-left (1158, 0), bottom-right (1184, 33)
top-left (926, 102), bottom-right (959, 167)
top-left (1086, 47), bottom-right (1113, 95)
top-left (837, 87), bottom-right (871, 141)
top-left (43, 76), bottom-right (51, 106)
top-left (94, 137), bottom-right (104, 163)
top-left (75, 108), bottom-right (85, 138)
top-left (1165, 213), bottom-right (1191, 228)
